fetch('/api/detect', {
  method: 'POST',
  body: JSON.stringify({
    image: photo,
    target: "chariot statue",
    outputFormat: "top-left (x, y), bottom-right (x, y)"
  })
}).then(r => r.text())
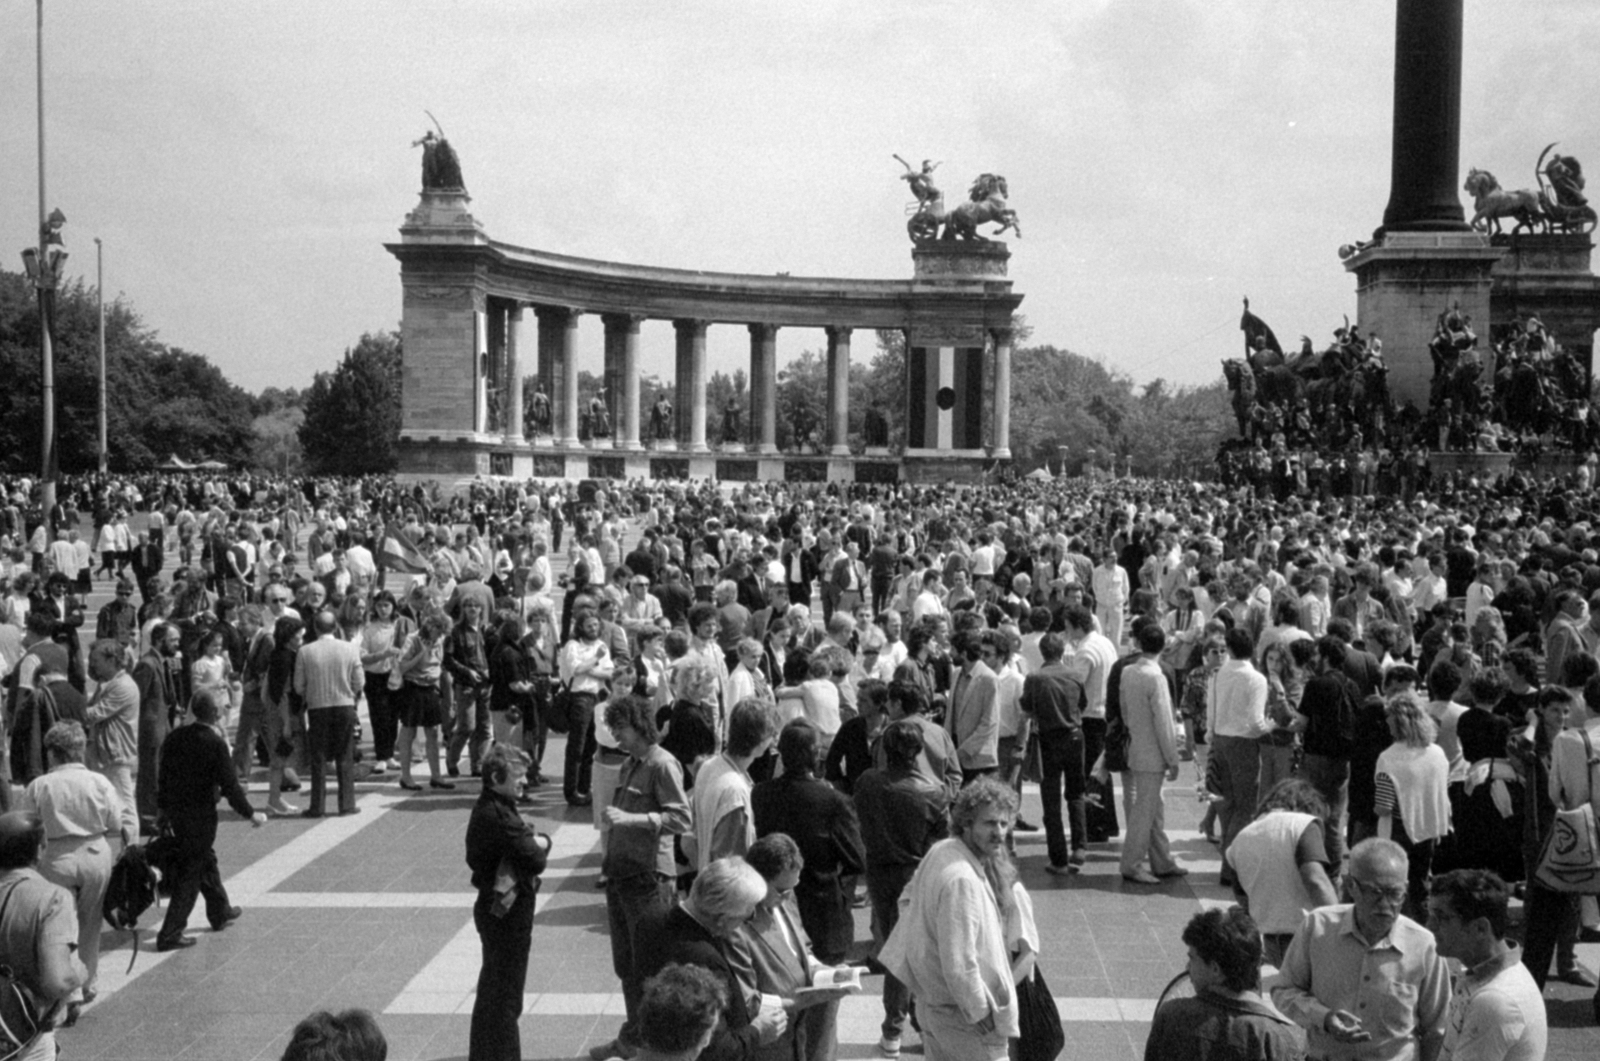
top-left (1538, 143), bottom-right (1597, 234)
top-left (897, 155), bottom-right (1021, 243)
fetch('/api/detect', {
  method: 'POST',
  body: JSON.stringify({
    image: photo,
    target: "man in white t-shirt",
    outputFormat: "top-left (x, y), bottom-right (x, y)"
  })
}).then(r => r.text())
top-left (1428, 868), bottom-right (1547, 1061)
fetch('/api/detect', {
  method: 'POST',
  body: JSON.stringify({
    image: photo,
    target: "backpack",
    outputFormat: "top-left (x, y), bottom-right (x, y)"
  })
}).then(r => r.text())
top-left (104, 844), bottom-right (157, 930)
top-left (102, 843), bottom-right (159, 964)
top-left (1329, 672), bottom-right (1361, 758)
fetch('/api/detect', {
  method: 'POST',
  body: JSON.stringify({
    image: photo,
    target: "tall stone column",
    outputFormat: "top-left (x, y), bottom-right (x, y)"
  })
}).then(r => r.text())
top-left (675, 319), bottom-right (709, 453)
top-left (504, 303), bottom-right (527, 444)
top-left (825, 326), bottom-right (851, 456)
top-left (1382, 0), bottom-right (1469, 233)
top-left (1345, 0), bottom-right (1500, 410)
top-left (555, 308), bottom-right (583, 448)
top-left (605, 313), bottom-right (644, 451)
top-left (748, 324), bottom-right (779, 454)
top-left (991, 327), bottom-right (1013, 460)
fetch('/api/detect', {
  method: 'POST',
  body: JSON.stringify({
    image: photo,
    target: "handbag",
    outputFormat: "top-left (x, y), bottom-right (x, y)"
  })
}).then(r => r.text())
top-left (1533, 727), bottom-right (1600, 894)
top-left (0, 887), bottom-right (45, 1059)
top-left (1102, 716), bottom-right (1131, 774)
top-left (1015, 965), bottom-right (1064, 1061)
top-left (544, 680), bottom-right (572, 735)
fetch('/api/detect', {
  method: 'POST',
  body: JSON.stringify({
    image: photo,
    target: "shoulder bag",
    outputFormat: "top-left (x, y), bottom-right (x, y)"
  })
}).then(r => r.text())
top-left (1533, 727), bottom-right (1600, 894)
top-left (1015, 964), bottom-right (1064, 1061)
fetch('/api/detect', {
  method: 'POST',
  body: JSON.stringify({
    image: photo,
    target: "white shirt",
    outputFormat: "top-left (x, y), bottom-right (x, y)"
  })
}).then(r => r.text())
top-left (1070, 631), bottom-right (1119, 720)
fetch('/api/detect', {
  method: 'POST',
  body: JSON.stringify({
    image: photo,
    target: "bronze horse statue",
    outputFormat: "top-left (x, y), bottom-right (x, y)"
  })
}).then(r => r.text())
top-left (908, 173), bottom-right (1021, 242)
top-left (1222, 359), bottom-right (1257, 438)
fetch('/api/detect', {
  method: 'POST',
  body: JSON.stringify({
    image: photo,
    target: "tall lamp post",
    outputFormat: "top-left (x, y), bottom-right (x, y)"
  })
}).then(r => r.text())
top-left (96, 237), bottom-right (106, 474)
top-left (21, 0), bottom-right (65, 535)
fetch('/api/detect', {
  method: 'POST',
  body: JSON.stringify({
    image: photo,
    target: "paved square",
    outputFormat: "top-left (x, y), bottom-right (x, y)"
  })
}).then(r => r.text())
top-left (50, 749), bottom-right (1600, 1061)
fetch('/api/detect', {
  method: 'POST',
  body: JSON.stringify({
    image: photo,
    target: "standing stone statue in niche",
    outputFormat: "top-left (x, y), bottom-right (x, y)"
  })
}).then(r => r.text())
top-left (650, 392), bottom-right (674, 444)
top-left (722, 399), bottom-right (742, 446)
top-left (527, 383), bottom-right (551, 437)
top-left (864, 402), bottom-right (889, 447)
top-left (413, 112), bottom-right (465, 191)
top-left (588, 390), bottom-right (612, 439)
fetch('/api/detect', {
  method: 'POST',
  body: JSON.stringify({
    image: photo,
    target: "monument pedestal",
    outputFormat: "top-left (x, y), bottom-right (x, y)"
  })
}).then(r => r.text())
top-left (1490, 234), bottom-right (1600, 372)
top-left (1344, 232), bottom-right (1504, 408)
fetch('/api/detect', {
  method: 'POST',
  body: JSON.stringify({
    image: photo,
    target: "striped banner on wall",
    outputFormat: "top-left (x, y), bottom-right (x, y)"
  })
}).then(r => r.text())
top-left (906, 345), bottom-right (983, 451)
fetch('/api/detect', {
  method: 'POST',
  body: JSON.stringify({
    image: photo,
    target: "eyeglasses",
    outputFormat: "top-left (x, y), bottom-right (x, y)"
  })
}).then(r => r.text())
top-left (270, 596), bottom-right (292, 605)
top-left (1349, 878), bottom-right (1407, 905)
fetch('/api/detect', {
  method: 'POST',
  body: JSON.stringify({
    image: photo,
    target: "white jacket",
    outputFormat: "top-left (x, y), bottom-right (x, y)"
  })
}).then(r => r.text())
top-left (879, 838), bottom-right (1019, 1036)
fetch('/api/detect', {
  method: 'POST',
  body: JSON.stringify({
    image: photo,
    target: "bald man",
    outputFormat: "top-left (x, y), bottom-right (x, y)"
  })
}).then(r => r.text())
top-left (1273, 838), bottom-right (1449, 1061)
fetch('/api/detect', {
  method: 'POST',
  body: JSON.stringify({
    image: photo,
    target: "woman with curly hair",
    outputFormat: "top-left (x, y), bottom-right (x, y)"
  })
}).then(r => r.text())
top-left (1374, 690), bottom-right (1451, 917)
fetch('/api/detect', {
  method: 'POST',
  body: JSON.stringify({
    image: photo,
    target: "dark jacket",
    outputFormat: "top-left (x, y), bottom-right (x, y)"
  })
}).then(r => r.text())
top-left (157, 722), bottom-right (256, 826)
top-left (1142, 990), bottom-right (1306, 1061)
top-left (751, 773), bottom-right (865, 961)
top-left (1020, 661), bottom-right (1087, 733)
top-left (465, 787), bottom-right (549, 905)
top-left (636, 905), bottom-right (761, 1061)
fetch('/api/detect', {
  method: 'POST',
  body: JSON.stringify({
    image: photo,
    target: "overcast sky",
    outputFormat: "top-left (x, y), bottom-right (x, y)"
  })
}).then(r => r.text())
top-left (3, 0), bottom-right (1596, 395)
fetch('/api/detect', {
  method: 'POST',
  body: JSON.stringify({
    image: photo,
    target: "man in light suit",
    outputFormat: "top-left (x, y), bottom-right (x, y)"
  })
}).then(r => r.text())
top-left (830, 541), bottom-right (869, 615)
top-left (1118, 623), bottom-right (1185, 885)
top-left (945, 629), bottom-right (1000, 785)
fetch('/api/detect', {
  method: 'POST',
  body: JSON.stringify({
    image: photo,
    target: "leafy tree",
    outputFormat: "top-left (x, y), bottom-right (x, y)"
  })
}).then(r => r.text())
top-left (776, 349), bottom-right (826, 451)
top-left (0, 269), bottom-right (255, 471)
top-left (252, 406), bottom-right (305, 475)
top-left (298, 331), bottom-right (402, 475)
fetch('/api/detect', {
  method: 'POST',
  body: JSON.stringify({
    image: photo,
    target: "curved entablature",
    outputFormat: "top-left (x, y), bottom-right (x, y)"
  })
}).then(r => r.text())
top-left (386, 236), bottom-right (1020, 331)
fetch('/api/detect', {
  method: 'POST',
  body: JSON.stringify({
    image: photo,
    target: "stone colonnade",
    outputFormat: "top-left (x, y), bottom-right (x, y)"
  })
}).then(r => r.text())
top-left (479, 305), bottom-right (1015, 458)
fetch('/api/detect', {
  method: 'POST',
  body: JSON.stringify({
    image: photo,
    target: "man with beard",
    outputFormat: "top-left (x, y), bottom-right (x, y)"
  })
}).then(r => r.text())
top-left (879, 777), bottom-right (1030, 1061)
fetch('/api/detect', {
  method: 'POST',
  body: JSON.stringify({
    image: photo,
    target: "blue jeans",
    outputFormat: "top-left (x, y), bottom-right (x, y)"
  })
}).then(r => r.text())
top-left (868, 863), bottom-right (917, 1039)
top-left (605, 873), bottom-right (676, 1042)
top-left (1211, 735), bottom-right (1261, 880)
top-left (1038, 727), bottom-right (1088, 867)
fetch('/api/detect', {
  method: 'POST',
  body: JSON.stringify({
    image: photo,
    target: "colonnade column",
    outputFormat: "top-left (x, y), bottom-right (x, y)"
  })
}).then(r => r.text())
top-left (556, 308), bottom-right (583, 447)
top-left (675, 319), bottom-right (709, 453)
top-left (748, 324), bottom-right (779, 454)
top-left (504, 303), bottom-right (527, 444)
top-left (533, 306), bottom-right (567, 446)
top-left (825, 325), bottom-right (851, 456)
top-left (604, 313), bottom-right (644, 451)
top-left (991, 326), bottom-right (1013, 460)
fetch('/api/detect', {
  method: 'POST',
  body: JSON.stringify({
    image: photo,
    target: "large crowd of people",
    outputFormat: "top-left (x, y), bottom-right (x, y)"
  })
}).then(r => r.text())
top-left (3, 463), bottom-right (1600, 1059)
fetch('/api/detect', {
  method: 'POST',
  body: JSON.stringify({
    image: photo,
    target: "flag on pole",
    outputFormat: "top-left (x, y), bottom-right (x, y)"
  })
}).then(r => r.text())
top-left (1240, 297), bottom-right (1283, 360)
top-left (381, 521), bottom-right (432, 575)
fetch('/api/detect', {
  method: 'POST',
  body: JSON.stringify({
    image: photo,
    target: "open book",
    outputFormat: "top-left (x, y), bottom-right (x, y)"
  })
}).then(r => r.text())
top-left (793, 965), bottom-right (863, 1006)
